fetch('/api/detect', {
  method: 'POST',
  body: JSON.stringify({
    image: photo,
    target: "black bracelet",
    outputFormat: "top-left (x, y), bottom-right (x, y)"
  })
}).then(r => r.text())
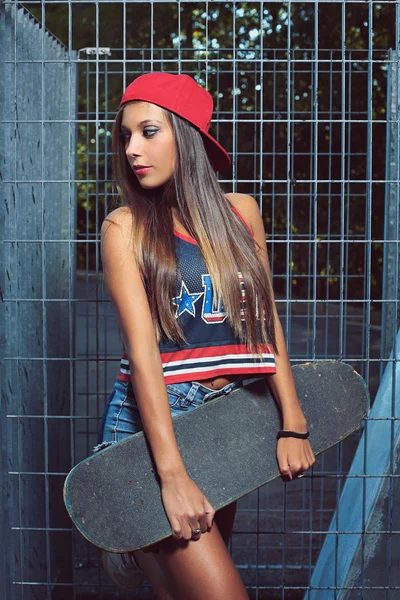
top-left (277, 430), bottom-right (310, 440)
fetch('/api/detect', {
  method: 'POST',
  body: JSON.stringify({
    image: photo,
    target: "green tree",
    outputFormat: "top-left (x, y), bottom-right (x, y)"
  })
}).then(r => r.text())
top-left (23, 1), bottom-right (393, 300)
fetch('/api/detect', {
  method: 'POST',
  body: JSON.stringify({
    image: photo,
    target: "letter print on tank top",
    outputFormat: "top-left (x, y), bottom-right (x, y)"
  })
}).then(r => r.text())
top-left (173, 271), bottom-right (247, 324)
top-left (201, 274), bottom-right (227, 323)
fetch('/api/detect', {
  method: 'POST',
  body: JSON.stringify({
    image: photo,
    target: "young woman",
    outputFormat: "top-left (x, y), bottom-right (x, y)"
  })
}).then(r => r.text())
top-left (95, 72), bottom-right (315, 599)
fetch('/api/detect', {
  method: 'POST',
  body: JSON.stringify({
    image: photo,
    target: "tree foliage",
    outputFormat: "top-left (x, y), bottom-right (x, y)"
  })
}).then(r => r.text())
top-left (24, 1), bottom-right (395, 302)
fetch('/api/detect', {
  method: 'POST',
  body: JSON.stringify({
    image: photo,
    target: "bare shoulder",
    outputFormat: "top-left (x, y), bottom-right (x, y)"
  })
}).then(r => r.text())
top-left (101, 205), bottom-right (133, 232)
top-left (101, 205), bottom-right (135, 246)
top-left (224, 192), bottom-right (262, 235)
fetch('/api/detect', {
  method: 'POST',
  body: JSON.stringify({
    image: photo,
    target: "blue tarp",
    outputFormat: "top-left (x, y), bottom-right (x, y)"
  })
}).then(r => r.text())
top-left (306, 330), bottom-right (400, 599)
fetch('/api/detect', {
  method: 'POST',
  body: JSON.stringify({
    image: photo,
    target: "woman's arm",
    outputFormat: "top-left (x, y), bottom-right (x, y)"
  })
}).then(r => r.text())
top-left (101, 207), bottom-right (185, 477)
top-left (101, 207), bottom-right (215, 536)
top-left (226, 193), bottom-right (315, 479)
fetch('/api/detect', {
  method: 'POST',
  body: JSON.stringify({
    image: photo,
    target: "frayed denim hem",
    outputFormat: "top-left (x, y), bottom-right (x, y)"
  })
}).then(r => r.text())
top-left (92, 440), bottom-right (117, 454)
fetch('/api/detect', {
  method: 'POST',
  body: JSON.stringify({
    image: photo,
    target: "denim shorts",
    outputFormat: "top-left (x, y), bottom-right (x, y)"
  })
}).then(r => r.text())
top-left (93, 376), bottom-right (245, 454)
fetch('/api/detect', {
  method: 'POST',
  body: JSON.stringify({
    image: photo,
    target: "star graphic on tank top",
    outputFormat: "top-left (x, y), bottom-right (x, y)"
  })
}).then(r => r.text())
top-left (172, 281), bottom-right (203, 317)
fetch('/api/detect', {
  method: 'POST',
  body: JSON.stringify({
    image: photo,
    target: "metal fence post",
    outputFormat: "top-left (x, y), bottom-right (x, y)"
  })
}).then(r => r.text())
top-left (381, 50), bottom-right (400, 364)
top-left (1, 4), bottom-right (78, 597)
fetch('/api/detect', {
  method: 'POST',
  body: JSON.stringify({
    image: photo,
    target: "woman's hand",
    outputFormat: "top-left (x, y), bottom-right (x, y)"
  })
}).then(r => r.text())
top-left (160, 471), bottom-right (215, 541)
top-left (276, 437), bottom-right (316, 481)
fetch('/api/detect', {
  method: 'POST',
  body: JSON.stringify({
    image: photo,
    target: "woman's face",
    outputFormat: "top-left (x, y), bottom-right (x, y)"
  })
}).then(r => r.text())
top-left (120, 101), bottom-right (176, 190)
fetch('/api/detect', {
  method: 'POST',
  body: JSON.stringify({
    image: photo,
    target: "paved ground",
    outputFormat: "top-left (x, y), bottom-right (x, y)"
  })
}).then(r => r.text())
top-left (69, 274), bottom-right (382, 599)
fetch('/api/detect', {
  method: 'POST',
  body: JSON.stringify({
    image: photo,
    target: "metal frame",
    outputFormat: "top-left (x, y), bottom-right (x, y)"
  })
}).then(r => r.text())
top-left (1, 1), bottom-right (399, 598)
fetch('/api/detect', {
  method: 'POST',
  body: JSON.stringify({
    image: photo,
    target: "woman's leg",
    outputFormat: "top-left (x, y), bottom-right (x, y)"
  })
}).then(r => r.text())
top-left (132, 501), bottom-right (239, 599)
top-left (214, 501), bottom-right (237, 547)
top-left (132, 549), bottom-right (175, 600)
top-left (156, 521), bottom-right (249, 600)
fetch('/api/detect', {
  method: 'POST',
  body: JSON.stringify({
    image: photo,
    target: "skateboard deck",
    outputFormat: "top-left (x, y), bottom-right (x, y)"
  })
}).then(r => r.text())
top-left (64, 361), bottom-right (369, 553)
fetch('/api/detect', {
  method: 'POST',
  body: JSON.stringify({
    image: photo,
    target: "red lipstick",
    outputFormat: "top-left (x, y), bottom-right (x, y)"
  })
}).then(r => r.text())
top-left (134, 165), bottom-right (152, 175)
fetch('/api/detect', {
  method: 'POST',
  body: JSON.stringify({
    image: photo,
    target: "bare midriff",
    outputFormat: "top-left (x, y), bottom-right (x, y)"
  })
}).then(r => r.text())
top-left (195, 374), bottom-right (240, 391)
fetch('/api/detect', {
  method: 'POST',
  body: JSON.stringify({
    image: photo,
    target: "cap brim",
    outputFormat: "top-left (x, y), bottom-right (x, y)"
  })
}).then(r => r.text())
top-left (200, 131), bottom-right (231, 172)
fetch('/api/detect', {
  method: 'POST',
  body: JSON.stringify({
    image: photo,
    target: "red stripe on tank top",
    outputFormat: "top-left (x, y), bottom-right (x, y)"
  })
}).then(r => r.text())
top-left (230, 205), bottom-right (253, 237)
top-left (120, 343), bottom-right (274, 364)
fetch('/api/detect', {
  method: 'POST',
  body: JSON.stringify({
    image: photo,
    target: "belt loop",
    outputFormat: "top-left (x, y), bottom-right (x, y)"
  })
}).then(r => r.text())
top-left (224, 381), bottom-right (235, 394)
top-left (175, 382), bottom-right (200, 408)
top-left (187, 381), bottom-right (200, 402)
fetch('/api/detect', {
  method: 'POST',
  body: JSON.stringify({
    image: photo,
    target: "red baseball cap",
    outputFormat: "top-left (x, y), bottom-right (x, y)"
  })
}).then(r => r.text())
top-left (119, 72), bottom-right (231, 172)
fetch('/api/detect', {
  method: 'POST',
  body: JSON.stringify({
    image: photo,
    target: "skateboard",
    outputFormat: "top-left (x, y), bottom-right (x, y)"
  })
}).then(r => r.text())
top-left (64, 361), bottom-right (369, 553)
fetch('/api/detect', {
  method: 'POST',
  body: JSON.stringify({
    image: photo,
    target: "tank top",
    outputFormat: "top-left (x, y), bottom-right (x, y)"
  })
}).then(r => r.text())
top-left (116, 204), bottom-right (276, 384)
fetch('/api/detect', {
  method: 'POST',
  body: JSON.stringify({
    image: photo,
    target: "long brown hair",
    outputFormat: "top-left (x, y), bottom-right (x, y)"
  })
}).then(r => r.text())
top-left (109, 103), bottom-right (278, 356)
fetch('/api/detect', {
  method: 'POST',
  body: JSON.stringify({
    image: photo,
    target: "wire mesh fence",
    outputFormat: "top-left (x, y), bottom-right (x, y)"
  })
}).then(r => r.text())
top-left (1, 1), bottom-right (399, 598)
